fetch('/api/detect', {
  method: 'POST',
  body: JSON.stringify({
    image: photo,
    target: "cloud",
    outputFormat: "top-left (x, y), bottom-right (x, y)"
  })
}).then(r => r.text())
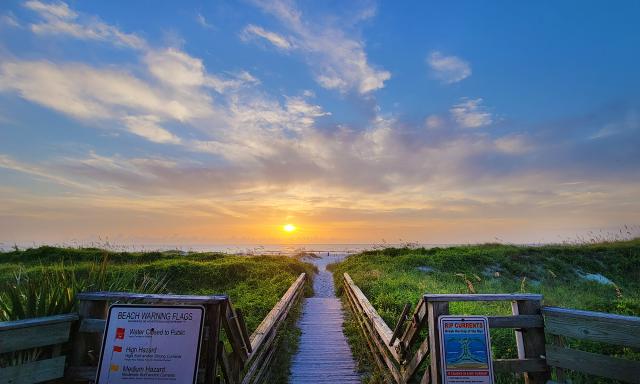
top-left (23, 0), bottom-right (146, 49)
top-left (123, 116), bottom-right (182, 144)
top-left (450, 98), bottom-right (492, 128)
top-left (425, 115), bottom-right (444, 129)
top-left (0, 60), bottom-right (211, 121)
top-left (247, 0), bottom-right (390, 94)
top-left (195, 13), bottom-right (213, 29)
top-left (494, 134), bottom-right (532, 154)
top-left (144, 48), bottom-right (257, 93)
top-left (241, 24), bottom-right (293, 50)
top-left (0, 12), bottom-right (20, 28)
top-left (3, 1), bottom-right (639, 245)
top-left (0, 154), bottom-right (88, 190)
top-left (427, 51), bottom-right (471, 84)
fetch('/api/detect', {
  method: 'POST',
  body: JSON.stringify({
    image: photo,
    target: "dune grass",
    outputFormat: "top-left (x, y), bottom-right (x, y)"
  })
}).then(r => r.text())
top-left (0, 246), bottom-right (315, 331)
top-left (330, 239), bottom-right (640, 383)
top-left (0, 246), bottom-right (315, 381)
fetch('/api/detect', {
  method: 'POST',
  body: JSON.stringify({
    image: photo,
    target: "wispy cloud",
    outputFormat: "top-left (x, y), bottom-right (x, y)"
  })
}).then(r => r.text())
top-left (23, 0), bottom-right (146, 49)
top-left (2, 1), bottom-right (639, 244)
top-left (195, 13), bottom-right (213, 29)
top-left (0, 12), bottom-right (20, 28)
top-left (450, 98), bottom-right (492, 128)
top-left (246, 0), bottom-right (390, 94)
top-left (428, 51), bottom-right (471, 84)
top-left (123, 116), bottom-right (182, 144)
top-left (241, 24), bottom-right (293, 50)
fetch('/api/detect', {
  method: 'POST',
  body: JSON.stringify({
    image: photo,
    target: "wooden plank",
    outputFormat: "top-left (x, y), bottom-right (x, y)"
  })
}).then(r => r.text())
top-left (427, 300), bottom-right (449, 384)
top-left (488, 315), bottom-right (543, 329)
top-left (546, 344), bottom-right (640, 383)
top-left (400, 298), bottom-right (427, 347)
top-left (344, 281), bottom-right (388, 379)
top-left (513, 300), bottom-right (550, 384)
top-left (424, 293), bottom-right (543, 302)
top-left (65, 366), bottom-right (96, 381)
top-left (351, 293), bottom-right (402, 383)
top-left (343, 273), bottom-right (403, 363)
top-left (71, 299), bottom-right (107, 368)
top-left (244, 284), bottom-right (303, 384)
top-left (222, 300), bottom-right (249, 363)
top-left (0, 356), bottom-right (66, 384)
top-left (204, 303), bottom-right (222, 384)
top-left (251, 337), bottom-right (278, 384)
top-left (512, 301), bottom-right (526, 366)
top-left (78, 318), bottom-right (106, 333)
top-left (218, 341), bottom-right (237, 384)
top-left (420, 365), bottom-right (431, 384)
top-left (0, 321), bottom-right (72, 354)
top-left (344, 279), bottom-right (400, 382)
top-left (235, 309), bottom-right (252, 353)
top-left (0, 313), bottom-right (78, 331)
top-left (493, 358), bottom-right (548, 373)
top-left (543, 306), bottom-right (640, 348)
top-left (550, 335), bottom-right (566, 383)
top-left (389, 303), bottom-right (411, 346)
top-left (242, 322), bottom-right (278, 384)
top-left (249, 273), bottom-right (305, 354)
top-left (242, 274), bottom-right (305, 383)
top-left (401, 332), bottom-right (430, 383)
top-left (76, 291), bottom-right (227, 304)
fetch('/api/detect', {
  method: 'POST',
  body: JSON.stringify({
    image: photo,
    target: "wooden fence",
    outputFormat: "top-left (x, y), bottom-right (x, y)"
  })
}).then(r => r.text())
top-left (343, 272), bottom-right (640, 384)
top-left (0, 313), bottom-right (78, 384)
top-left (543, 306), bottom-right (640, 383)
top-left (0, 273), bottom-right (306, 384)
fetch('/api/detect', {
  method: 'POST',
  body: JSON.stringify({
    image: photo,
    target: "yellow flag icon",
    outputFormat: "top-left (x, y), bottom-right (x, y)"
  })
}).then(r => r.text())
top-left (110, 364), bottom-right (119, 372)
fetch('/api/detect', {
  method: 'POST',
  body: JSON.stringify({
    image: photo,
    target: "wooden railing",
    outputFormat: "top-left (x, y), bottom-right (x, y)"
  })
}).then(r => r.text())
top-left (0, 273), bottom-right (306, 384)
top-left (344, 272), bottom-right (640, 383)
top-left (344, 272), bottom-right (550, 383)
top-left (543, 306), bottom-right (640, 383)
top-left (242, 272), bottom-right (306, 384)
top-left (423, 293), bottom-right (549, 384)
top-left (0, 313), bottom-right (78, 383)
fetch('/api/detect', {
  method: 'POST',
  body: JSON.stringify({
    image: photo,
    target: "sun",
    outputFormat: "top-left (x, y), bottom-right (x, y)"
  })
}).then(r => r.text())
top-left (283, 224), bottom-right (296, 233)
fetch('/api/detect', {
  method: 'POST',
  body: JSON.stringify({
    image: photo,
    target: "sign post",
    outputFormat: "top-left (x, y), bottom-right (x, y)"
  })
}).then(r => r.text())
top-left (96, 304), bottom-right (205, 383)
top-left (438, 316), bottom-right (494, 384)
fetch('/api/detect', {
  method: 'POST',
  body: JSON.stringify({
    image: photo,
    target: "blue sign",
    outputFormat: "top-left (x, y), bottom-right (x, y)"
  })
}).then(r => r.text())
top-left (438, 316), bottom-right (494, 383)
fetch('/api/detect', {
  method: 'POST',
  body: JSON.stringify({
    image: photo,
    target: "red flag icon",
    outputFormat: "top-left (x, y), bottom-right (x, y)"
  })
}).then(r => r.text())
top-left (113, 345), bottom-right (122, 352)
top-left (115, 328), bottom-right (125, 340)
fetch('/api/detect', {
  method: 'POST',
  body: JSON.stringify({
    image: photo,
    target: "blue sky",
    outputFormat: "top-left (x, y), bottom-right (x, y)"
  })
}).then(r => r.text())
top-left (0, 0), bottom-right (639, 245)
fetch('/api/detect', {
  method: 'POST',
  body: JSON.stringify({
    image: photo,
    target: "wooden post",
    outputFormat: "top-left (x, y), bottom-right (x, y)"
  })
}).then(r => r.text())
top-left (71, 299), bottom-right (107, 367)
top-left (513, 300), bottom-right (550, 384)
top-left (205, 302), bottom-right (223, 384)
top-left (551, 335), bottom-right (566, 383)
top-left (427, 300), bottom-right (449, 384)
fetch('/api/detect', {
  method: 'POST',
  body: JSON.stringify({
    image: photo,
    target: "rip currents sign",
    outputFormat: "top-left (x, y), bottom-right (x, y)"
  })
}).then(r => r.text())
top-left (438, 316), bottom-right (495, 384)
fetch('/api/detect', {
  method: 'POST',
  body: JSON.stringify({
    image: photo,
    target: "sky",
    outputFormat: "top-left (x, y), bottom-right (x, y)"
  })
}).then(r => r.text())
top-left (0, 0), bottom-right (639, 246)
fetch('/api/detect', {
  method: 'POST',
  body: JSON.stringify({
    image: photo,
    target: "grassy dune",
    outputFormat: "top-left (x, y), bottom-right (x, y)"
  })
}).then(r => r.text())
top-left (330, 239), bottom-right (640, 383)
top-left (0, 246), bottom-right (315, 332)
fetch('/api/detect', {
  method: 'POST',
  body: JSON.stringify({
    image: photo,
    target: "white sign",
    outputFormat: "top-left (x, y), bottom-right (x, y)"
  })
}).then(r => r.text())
top-left (438, 316), bottom-right (494, 384)
top-left (96, 304), bottom-right (205, 383)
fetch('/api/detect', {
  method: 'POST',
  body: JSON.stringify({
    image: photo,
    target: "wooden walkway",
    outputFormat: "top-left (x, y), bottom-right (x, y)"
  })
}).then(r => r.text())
top-left (290, 254), bottom-right (360, 383)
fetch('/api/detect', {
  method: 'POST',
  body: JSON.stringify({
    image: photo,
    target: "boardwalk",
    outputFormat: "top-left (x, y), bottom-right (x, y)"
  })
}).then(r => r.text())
top-left (290, 253), bottom-right (360, 383)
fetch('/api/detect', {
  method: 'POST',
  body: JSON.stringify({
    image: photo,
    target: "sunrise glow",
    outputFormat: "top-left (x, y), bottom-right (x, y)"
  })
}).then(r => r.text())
top-left (0, 1), bottom-right (638, 246)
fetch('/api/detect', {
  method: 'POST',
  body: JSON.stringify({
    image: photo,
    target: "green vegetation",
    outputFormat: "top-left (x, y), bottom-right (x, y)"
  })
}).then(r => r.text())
top-left (0, 246), bottom-right (314, 380)
top-left (330, 239), bottom-right (640, 383)
top-left (0, 246), bottom-right (314, 330)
